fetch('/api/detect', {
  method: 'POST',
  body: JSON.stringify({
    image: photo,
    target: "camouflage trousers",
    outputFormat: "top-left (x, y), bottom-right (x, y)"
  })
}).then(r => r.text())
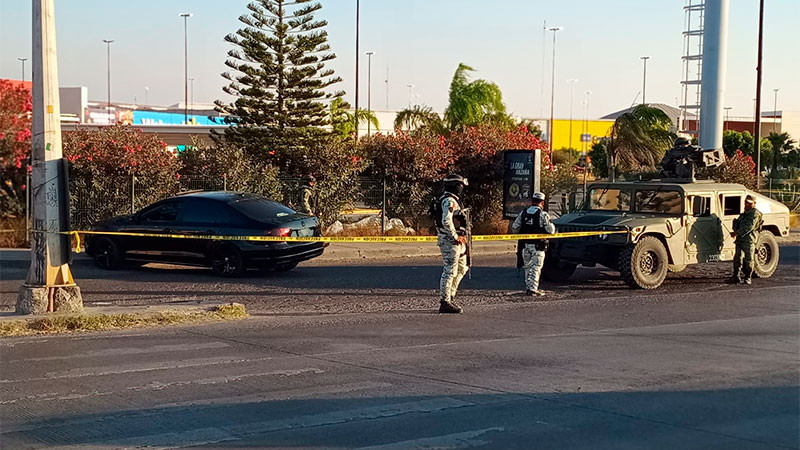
top-left (522, 245), bottom-right (545, 291)
top-left (438, 236), bottom-right (469, 302)
top-left (733, 240), bottom-right (756, 280)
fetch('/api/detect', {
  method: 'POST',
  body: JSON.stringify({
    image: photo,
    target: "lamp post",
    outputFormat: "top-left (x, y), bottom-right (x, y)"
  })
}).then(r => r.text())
top-left (640, 56), bottom-right (650, 105)
top-left (772, 88), bottom-right (779, 133)
top-left (548, 26), bottom-right (562, 153)
top-left (567, 78), bottom-right (578, 162)
top-left (754, 0), bottom-right (764, 188)
top-left (354, 0), bottom-right (359, 142)
top-left (144, 86), bottom-right (149, 106)
top-left (18, 57), bottom-right (27, 82)
top-left (583, 90), bottom-right (591, 153)
top-left (366, 51), bottom-right (374, 136)
top-left (102, 39), bottom-right (114, 121)
top-left (407, 84), bottom-right (414, 108)
top-left (179, 12), bottom-right (192, 124)
top-left (724, 106), bottom-right (732, 130)
top-left (189, 78), bottom-right (195, 117)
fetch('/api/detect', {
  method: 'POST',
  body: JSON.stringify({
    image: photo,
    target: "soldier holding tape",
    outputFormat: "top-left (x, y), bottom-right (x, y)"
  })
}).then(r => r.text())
top-left (512, 192), bottom-right (555, 296)
top-left (433, 174), bottom-right (470, 314)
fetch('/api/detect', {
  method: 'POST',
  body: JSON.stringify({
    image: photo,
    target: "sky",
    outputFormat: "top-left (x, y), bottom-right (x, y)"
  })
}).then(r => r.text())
top-left (1, 0), bottom-right (797, 120)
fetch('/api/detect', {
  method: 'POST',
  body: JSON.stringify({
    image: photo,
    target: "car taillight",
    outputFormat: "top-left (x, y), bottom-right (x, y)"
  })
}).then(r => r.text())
top-left (269, 227), bottom-right (291, 237)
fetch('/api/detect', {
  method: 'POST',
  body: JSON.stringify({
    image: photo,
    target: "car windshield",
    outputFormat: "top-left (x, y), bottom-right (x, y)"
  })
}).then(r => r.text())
top-left (635, 190), bottom-right (683, 214)
top-left (230, 198), bottom-right (295, 221)
top-left (587, 188), bottom-right (631, 211)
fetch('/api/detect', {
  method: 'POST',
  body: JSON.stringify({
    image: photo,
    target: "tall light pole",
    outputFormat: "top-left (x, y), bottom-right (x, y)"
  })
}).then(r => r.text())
top-left (548, 26), bottom-right (562, 152)
top-left (407, 84), bottom-right (414, 108)
top-left (754, 0), bottom-right (764, 187)
top-left (179, 12), bottom-right (192, 124)
top-left (19, 0), bottom-right (82, 313)
top-left (18, 57), bottom-right (27, 82)
top-left (354, 0), bottom-right (360, 142)
top-left (772, 88), bottom-right (779, 133)
top-left (724, 106), bottom-right (732, 130)
top-left (640, 56), bottom-right (650, 105)
top-left (102, 39), bottom-right (114, 121)
top-left (567, 79), bottom-right (578, 160)
top-left (144, 86), bottom-right (149, 106)
top-left (366, 51), bottom-right (374, 136)
top-left (583, 91), bottom-right (592, 153)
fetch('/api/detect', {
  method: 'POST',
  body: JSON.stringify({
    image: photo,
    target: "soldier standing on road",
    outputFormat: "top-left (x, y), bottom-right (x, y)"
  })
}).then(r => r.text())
top-left (727, 195), bottom-right (763, 285)
top-left (511, 192), bottom-right (556, 296)
top-left (434, 174), bottom-right (470, 314)
top-left (296, 175), bottom-right (316, 215)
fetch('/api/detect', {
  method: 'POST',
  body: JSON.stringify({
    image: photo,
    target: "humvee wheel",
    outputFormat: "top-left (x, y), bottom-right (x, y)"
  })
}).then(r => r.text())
top-left (619, 236), bottom-right (669, 289)
top-left (542, 258), bottom-right (577, 282)
top-left (668, 264), bottom-right (687, 273)
top-left (753, 231), bottom-right (779, 279)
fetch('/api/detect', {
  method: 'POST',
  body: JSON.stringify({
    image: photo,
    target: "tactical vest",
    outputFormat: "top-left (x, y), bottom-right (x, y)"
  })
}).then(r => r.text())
top-left (433, 193), bottom-right (468, 235)
top-left (519, 208), bottom-right (548, 250)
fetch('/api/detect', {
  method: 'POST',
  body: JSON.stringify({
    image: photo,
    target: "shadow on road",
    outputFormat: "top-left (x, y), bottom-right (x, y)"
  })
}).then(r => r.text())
top-left (4, 387), bottom-right (797, 449)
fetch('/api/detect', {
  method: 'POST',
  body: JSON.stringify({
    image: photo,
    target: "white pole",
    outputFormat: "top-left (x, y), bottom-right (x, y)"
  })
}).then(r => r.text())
top-left (19, 0), bottom-right (82, 314)
top-left (698, 0), bottom-right (730, 151)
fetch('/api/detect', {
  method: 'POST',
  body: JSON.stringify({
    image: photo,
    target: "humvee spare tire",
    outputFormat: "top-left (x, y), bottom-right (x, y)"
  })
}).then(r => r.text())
top-left (753, 230), bottom-right (779, 279)
top-left (619, 236), bottom-right (669, 289)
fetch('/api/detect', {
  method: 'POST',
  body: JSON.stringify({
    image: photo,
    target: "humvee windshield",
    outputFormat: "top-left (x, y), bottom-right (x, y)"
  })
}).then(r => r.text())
top-left (634, 190), bottom-right (683, 214)
top-left (588, 188), bottom-right (631, 211)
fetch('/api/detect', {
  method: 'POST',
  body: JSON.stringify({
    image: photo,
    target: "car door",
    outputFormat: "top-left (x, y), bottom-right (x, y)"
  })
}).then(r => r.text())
top-left (717, 192), bottom-right (744, 261)
top-left (685, 194), bottom-right (720, 263)
top-left (123, 200), bottom-right (183, 261)
top-left (175, 199), bottom-right (251, 263)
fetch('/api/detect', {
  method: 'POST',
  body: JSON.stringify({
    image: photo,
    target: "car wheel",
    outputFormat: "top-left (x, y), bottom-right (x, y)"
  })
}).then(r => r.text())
top-left (542, 257), bottom-right (577, 282)
top-left (91, 237), bottom-right (124, 270)
top-left (209, 245), bottom-right (246, 277)
top-left (753, 231), bottom-right (779, 279)
top-left (619, 236), bottom-right (669, 289)
top-left (274, 262), bottom-right (299, 272)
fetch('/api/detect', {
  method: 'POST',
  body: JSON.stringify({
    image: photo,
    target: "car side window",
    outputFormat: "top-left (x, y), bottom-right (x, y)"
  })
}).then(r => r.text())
top-left (140, 202), bottom-right (180, 223)
top-left (691, 196), bottom-right (711, 217)
top-left (721, 195), bottom-right (741, 216)
top-left (181, 199), bottom-right (245, 226)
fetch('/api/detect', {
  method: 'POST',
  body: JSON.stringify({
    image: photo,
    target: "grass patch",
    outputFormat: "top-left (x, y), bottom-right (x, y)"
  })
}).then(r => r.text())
top-left (0, 303), bottom-right (248, 337)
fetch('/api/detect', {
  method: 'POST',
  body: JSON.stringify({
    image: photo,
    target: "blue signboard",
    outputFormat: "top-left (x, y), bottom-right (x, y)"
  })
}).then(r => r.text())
top-left (580, 133), bottom-right (592, 143)
top-left (133, 110), bottom-right (225, 126)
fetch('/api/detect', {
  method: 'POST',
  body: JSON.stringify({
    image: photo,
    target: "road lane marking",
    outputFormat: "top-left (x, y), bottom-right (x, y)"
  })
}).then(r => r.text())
top-left (357, 427), bottom-right (505, 449)
top-left (128, 367), bottom-right (326, 391)
top-left (5, 342), bottom-right (230, 362)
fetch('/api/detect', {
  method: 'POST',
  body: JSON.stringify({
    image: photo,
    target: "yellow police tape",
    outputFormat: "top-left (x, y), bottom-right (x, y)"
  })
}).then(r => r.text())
top-left (66, 229), bottom-right (630, 253)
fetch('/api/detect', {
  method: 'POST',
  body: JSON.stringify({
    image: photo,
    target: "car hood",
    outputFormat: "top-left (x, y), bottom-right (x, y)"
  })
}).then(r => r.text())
top-left (554, 212), bottom-right (670, 229)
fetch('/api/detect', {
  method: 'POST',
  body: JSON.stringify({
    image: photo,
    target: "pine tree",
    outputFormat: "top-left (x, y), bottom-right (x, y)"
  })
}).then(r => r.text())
top-left (215, 0), bottom-right (343, 170)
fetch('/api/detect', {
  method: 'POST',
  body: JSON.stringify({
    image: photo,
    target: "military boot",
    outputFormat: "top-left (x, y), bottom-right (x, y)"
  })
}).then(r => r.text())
top-left (439, 301), bottom-right (463, 314)
top-left (725, 276), bottom-right (741, 284)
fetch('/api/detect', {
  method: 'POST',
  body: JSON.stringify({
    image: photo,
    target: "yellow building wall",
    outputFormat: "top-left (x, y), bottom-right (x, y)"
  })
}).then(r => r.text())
top-left (550, 119), bottom-right (614, 152)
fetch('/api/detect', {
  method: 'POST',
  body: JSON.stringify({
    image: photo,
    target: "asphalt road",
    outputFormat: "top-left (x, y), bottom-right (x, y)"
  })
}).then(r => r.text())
top-left (0, 247), bottom-right (798, 449)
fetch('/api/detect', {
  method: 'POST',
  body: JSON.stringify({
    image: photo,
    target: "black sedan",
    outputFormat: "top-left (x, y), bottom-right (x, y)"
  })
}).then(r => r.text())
top-left (85, 192), bottom-right (325, 276)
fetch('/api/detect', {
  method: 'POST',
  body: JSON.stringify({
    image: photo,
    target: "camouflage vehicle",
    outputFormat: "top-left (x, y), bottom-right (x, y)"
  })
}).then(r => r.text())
top-left (544, 181), bottom-right (791, 289)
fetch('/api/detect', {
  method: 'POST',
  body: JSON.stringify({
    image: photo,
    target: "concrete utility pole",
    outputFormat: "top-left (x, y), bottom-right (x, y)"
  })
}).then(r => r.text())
top-left (354, 0), bottom-right (360, 142)
top-left (698, 0), bottom-right (729, 152)
top-left (640, 56), bottom-right (650, 105)
top-left (18, 0), bottom-right (82, 314)
top-left (18, 57), bottom-right (28, 82)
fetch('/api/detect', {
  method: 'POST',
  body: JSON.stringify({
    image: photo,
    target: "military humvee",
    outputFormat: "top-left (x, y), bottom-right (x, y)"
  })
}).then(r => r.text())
top-left (544, 181), bottom-right (791, 289)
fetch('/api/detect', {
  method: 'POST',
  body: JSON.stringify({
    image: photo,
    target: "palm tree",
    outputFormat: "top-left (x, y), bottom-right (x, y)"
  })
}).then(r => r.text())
top-left (443, 63), bottom-right (512, 130)
top-left (393, 105), bottom-right (446, 134)
top-left (606, 105), bottom-right (675, 180)
top-left (329, 98), bottom-right (379, 137)
top-left (766, 132), bottom-right (796, 178)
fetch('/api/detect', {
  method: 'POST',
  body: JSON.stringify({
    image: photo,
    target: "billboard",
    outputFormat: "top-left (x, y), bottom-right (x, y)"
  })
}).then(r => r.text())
top-left (133, 111), bottom-right (225, 126)
top-left (503, 150), bottom-right (540, 220)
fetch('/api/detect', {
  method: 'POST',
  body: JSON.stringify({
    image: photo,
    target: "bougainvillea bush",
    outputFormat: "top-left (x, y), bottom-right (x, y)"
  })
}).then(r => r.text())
top-left (63, 125), bottom-right (181, 225)
top-left (707, 150), bottom-right (756, 189)
top-left (0, 80), bottom-right (32, 218)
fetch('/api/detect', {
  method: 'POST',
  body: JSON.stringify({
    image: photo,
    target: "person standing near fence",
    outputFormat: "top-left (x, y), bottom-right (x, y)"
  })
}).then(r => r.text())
top-left (511, 192), bottom-right (555, 297)
top-left (432, 174), bottom-right (470, 314)
top-left (296, 176), bottom-right (316, 215)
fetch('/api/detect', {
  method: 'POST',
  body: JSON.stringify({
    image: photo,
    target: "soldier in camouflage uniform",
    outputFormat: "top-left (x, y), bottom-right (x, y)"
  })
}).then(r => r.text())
top-left (296, 176), bottom-right (316, 215)
top-left (434, 174), bottom-right (469, 314)
top-left (727, 195), bottom-right (763, 285)
top-left (511, 192), bottom-right (556, 296)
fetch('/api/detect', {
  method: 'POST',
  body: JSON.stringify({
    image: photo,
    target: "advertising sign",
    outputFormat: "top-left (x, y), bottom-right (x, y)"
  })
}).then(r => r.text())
top-left (581, 133), bottom-right (592, 142)
top-left (503, 150), bottom-right (539, 220)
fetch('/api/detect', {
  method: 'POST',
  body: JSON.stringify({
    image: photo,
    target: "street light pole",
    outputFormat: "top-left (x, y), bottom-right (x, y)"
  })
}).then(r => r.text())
top-left (144, 86), bottom-right (149, 106)
top-left (189, 78), bottom-right (195, 117)
top-left (548, 27), bottom-right (562, 153)
top-left (366, 52), bottom-right (374, 137)
top-left (354, 0), bottom-right (359, 142)
top-left (772, 88), bottom-right (779, 133)
top-left (18, 57), bottom-right (27, 82)
top-left (102, 39), bottom-right (114, 121)
top-left (754, 0), bottom-right (764, 188)
top-left (567, 79), bottom-right (578, 162)
top-left (724, 106), bottom-right (732, 130)
top-left (179, 13), bottom-right (192, 124)
top-left (640, 56), bottom-right (650, 105)
top-left (583, 91), bottom-right (591, 153)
